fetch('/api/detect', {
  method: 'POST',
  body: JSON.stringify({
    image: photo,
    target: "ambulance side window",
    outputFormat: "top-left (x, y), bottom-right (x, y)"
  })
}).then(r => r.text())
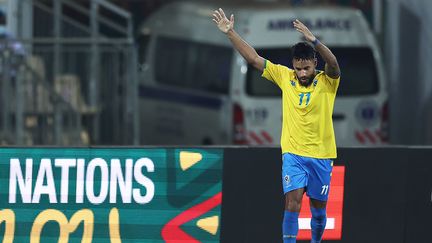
top-left (154, 37), bottom-right (189, 87)
top-left (154, 36), bottom-right (232, 94)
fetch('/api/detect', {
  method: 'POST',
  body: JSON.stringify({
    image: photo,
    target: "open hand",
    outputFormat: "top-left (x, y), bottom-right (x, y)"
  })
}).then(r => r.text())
top-left (293, 19), bottom-right (316, 42)
top-left (212, 8), bottom-right (234, 34)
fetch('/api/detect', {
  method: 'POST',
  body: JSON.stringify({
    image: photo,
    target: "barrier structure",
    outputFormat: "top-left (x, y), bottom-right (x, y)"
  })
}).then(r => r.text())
top-left (0, 147), bottom-right (430, 243)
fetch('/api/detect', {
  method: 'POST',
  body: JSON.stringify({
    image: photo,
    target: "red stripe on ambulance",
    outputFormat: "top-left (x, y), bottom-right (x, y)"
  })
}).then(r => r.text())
top-left (249, 131), bottom-right (264, 144)
top-left (261, 131), bottom-right (273, 143)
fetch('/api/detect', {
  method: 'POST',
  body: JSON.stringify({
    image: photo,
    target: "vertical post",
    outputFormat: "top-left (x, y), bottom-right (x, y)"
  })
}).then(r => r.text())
top-left (53, 0), bottom-right (63, 144)
top-left (126, 15), bottom-right (137, 145)
top-left (1, 48), bottom-right (11, 138)
top-left (6, 0), bottom-right (19, 37)
top-left (129, 45), bottom-right (139, 145)
top-left (16, 0), bottom-right (23, 38)
top-left (90, 0), bottom-right (100, 144)
top-left (19, 0), bottom-right (34, 47)
top-left (15, 65), bottom-right (24, 145)
top-left (112, 50), bottom-right (120, 143)
top-left (385, 1), bottom-right (400, 144)
top-left (127, 15), bottom-right (133, 40)
top-left (373, 0), bottom-right (383, 35)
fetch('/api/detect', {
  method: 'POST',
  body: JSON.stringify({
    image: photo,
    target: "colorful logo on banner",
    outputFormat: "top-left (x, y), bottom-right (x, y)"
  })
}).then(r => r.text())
top-left (0, 148), bottom-right (223, 243)
top-left (297, 166), bottom-right (345, 240)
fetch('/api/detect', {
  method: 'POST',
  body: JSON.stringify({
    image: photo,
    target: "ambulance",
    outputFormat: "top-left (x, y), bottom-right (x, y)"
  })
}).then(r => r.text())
top-left (137, 1), bottom-right (388, 146)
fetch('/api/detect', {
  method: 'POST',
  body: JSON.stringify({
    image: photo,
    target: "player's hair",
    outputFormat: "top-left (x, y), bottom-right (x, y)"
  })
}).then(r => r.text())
top-left (292, 42), bottom-right (316, 61)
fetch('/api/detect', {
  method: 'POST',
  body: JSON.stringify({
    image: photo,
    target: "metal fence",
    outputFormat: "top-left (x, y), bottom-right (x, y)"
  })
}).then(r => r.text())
top-left (0, 38), bottom-right (138, 146)
top-left (0, 0), bottom-right (138, 145)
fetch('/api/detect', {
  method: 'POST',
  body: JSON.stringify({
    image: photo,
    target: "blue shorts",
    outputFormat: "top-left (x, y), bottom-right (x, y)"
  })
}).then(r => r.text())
top-left (282, 152), bottom-right (333, 201)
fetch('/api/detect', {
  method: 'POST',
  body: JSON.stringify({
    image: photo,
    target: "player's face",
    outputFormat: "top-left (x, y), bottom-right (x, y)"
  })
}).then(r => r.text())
top-left (293, 58), bottom-right (317, 87)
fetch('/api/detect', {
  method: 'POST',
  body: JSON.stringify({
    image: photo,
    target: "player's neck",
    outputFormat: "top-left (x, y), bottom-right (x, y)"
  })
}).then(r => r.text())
top-left (299, 78), bottom-right (314, 87)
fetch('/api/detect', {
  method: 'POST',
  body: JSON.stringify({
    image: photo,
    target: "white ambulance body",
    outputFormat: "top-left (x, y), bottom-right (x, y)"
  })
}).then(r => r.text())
top-left (138, 1), bottom-right (388, 146)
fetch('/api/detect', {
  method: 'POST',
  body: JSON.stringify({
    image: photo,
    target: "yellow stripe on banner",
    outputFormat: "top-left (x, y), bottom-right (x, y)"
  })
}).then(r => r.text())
top-left (197, 215), bottom-right (219, 235)
top-left (180, 151), bottom-right (203, 171)
top-left (109, 208), bottom-right (122, 243)
top-left (0, 209), bottom-right (15, 243)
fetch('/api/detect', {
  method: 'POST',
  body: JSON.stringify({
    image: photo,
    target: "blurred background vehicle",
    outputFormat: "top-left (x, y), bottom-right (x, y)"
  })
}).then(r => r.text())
top-left (0, 0), bottom-right (430, 146)
top-left (138, 1), bottom-right (388, 146)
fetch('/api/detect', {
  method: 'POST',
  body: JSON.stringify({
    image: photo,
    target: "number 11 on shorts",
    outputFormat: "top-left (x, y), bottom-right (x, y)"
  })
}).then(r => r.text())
top-left (321, 185), bottom-right (329, 195)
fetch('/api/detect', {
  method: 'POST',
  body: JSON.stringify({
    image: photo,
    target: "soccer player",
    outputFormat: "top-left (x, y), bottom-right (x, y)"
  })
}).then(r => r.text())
top-left (212, 8), bottom-right (340, 243)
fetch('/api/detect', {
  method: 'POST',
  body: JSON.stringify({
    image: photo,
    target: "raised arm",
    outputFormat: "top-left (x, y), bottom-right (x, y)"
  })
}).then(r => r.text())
top-left (212, 8), bottom-right (265, 72)
top-left (293, 19), bottom-right (340, 79)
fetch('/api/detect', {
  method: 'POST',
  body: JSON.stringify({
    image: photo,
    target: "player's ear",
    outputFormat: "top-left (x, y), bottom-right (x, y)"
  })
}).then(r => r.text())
top-left (314, 58), bottom-right (317, 67)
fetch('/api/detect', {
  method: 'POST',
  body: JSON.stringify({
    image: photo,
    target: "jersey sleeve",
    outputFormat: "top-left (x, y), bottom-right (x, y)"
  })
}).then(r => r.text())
top-left (261, 59), bottom-right (283, 88)
top-left (324, 73), bottom-right (341, 93)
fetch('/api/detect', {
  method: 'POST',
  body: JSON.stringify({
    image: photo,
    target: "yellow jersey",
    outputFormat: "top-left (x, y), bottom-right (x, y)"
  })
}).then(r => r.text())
top-left (262, 60), bottom-right (340, 158)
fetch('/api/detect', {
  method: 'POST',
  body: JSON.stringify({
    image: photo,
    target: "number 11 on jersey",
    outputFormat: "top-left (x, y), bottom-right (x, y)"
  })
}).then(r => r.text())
top-left (299, 92), bottom-right (311, 106)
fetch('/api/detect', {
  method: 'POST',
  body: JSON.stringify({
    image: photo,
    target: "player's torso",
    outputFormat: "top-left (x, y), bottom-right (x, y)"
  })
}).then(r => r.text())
top-left (282, 70), bottom-right (333, 124)
top-left (280, 69), bottom-right (337, 156)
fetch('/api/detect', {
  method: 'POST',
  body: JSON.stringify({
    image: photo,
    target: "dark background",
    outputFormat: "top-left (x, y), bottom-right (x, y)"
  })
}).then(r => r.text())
top-left (221, 147), bottom-right (432, 243)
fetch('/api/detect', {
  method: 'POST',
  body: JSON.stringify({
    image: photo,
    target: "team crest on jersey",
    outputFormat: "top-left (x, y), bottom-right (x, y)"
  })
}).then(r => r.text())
top-left (313, 79), bottom-right (318, 86)
top-left (284, 175), bottom-right (290, 185)
top-left (290, 80), bottom-right (296, 87)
